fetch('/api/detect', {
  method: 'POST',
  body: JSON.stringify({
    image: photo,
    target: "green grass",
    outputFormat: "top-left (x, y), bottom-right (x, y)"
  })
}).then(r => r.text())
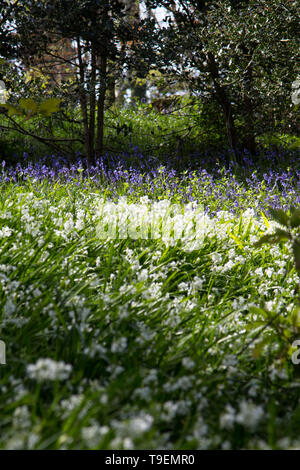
top-left (0, 178), bottom-right (299, 450)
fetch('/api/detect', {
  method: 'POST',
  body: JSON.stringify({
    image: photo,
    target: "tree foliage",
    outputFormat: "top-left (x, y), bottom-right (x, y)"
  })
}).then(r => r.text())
top-left (0, 0), bottom-right (299, 161)
top-left (146, 0), bottom-right (300, 156)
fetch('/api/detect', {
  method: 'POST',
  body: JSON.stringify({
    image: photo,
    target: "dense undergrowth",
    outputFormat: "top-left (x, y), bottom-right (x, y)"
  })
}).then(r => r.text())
top-left (1, 98), bottom-right (299, 161)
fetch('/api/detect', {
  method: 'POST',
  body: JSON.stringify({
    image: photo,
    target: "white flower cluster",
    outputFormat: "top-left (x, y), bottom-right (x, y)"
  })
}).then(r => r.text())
top-left (220, 400), bottom-right (264, 430)
top-left (27, 359), bottom-right (72, 383)
top-left (0, 226), bottom-right (12, 238)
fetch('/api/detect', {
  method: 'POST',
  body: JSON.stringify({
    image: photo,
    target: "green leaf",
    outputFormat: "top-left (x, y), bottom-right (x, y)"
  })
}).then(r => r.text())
top-left (19, 98), bottom-right (38, 114)
top-left (228, 231), bottom-right (244, 249)
top-left (292, 239), bottom-right (300, 274)
top-left (254, 230), bottom-right (290, 247)
top-left (252, 335), bottom-right (274, 358)
top-left (2, 103), bottom-right (23, 116)
top-left (39, 98), bottom-right (61, 116)
top-left (249, 306), bottom-right (269, 317)
top-left (274, 228), bottom-right (292, 240)
top-left (290, 205), bottom-right (297, 215)
top-left (290, 209), bottom-right (300, 228)
top-left (268, 207), bottom-right (289, 227)
top-left (261, 211), bottom-right (270, 229)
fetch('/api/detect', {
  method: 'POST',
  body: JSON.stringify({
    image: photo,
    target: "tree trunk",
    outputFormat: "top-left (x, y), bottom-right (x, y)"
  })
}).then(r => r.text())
top-left (240, 44), bottom-right (256, 155)
top-left (107, 68), bottom-right (116, 107)
top-left (207, 52), bottom-right (239, 155)
top-left (96, 54), bottom-right (107, 158)
top-left (121, 0), bottom-right (147, 106)
top-left (76, 36), bottom-right (90, 166)
top-left (88, 44), bottom-right (97, 166)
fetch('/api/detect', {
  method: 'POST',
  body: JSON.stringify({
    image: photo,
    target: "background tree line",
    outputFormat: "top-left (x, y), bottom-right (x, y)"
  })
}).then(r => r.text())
top-left (0, 0), bottom-right (299, 165)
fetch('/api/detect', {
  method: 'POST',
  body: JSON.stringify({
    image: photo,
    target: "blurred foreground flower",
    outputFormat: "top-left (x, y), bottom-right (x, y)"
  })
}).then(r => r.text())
top-left (27, 358), bottom-right (72, 383)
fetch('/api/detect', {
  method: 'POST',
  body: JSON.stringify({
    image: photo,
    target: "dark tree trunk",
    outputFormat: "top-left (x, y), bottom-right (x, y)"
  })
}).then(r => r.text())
top-left (77, 36), bottom-right (90, 166)
top-left (207, 52), bottom-right (239, 156)
top-left (96, 54), bottom-right (107, 158)
top-left (107, 71), bottom-right (116, 107)
top-left (88, 45), bottom-right (97, 167)
top-left (240, 44), bottom-right (256, 155)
